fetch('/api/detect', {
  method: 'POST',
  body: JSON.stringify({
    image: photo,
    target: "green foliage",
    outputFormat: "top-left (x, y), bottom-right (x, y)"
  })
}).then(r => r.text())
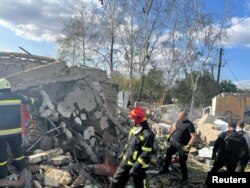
top-left (111, 68), bottom-right (166, 104)
top-left (237, 88), bottom-right (250, 94)
top-left (172, 76), bottom-right (192, 107)
top-left (111, 71), bottom-right (140, 100)
top-left (172, 71), bottom-right (218, 108)
top-left (142, 68), bottom-right (166, 103)
top-left (111, 71), bottom-right (132, 91)
top-left (218, 80), bottom-right (237, 93)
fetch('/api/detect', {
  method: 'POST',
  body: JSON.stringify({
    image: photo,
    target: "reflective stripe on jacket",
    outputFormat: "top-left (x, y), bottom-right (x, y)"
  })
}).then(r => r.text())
top-left (0, 90), bottom-right (34, 136)
top-left (123, 122), bottom-right (154, 169)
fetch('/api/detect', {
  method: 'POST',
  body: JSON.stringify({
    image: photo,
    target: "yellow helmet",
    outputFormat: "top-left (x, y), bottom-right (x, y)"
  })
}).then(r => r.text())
top-left (0, 79), bottom-right (11, 90)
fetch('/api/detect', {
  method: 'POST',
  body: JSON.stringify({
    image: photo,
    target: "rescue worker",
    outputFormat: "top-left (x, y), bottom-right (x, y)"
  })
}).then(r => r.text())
top-left (159, 110), bottom-right (196, 183)
top-left (209, 120), bottom-right (249, 173)
top-left (0, 78), bottom-right (35, 179)
top-left (236, 121), bottom-right (250, 172)
top-left (205, 120), bottom-right (249, 185)
top-left (110, 107), bottom-right (154, 188)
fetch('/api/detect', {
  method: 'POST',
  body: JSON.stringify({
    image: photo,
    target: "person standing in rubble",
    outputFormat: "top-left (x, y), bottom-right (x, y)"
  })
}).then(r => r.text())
top-left (236, 121), bottom-right (250, 172)
top-left (205, 121), bottom-right (249, 185)
top-left (209, 120), bottom-right (249, 173)
top-left (159, 110), bottom-right (197, 183)
top-left (110, 107), bottom-right (155, 188)
top-left (0, 79), bottom-right (35, 180)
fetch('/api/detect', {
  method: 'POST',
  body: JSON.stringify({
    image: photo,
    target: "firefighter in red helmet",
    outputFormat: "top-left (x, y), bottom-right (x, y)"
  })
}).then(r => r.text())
top-left (110, 107), bottom-right (155, 188)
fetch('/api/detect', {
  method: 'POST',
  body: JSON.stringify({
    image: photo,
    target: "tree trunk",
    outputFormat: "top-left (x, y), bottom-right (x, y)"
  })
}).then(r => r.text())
top-left (137, 75), bottom-right (145, 102)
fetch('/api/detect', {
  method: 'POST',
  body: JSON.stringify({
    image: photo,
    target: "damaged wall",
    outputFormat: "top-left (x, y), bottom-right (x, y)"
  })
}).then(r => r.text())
top-left (211, 93), bottom-right (250, 120)
top-left (0, 52), bottom-right (55, 77)
top-left (0, 52), bottom-right (128, 187)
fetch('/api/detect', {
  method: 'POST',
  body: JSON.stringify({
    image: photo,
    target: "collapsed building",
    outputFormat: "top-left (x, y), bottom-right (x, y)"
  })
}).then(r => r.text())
top-left (0, 52), bottom-right (129, 187)
top-left (1, 52), bottom-right (249, 187)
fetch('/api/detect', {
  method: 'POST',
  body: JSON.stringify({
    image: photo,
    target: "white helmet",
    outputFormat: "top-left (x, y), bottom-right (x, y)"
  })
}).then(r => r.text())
top-left (0, 79), bottom-right (11, 90)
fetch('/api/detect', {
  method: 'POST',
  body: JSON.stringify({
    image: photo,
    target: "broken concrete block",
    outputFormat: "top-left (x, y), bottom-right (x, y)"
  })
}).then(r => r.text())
top-left (84, 126), bottom-right (94, 140)
top-left (28, 148), bottom-right (63, 164)
top-left (74, 117), bottom-right (82, 125)
top-left (100, 116), bottom-right (109, 130)
top-left (63, 127), bottom-right (73, 140)
top-left (214, 119), bottom-right (228, 131)
top-left (47, 148), bottom-right (64, 158)
top-left (50, 155), bottom-right (71, 166)
top-left (151, 123), bottom-right (171, 137)
top-left (94, 111), bottom-right (102, 119)
top-left (80, 113), bottom-right (87, 121)
top-left (198, 146), bottom-right (214, 158)
top-left (57, 87), bottom-right (96, 118)
top-left (44, 167), bottom-right (72, 186)
top-left (197, 113), bottom-right (216, 125)
top-left (197, 123), bottom-right (220, 145)
top-left (28, 152), bottom-right (48, 164)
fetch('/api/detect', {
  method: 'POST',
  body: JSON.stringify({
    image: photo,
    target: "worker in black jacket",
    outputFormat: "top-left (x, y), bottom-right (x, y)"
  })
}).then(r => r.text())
top-left (205, 120), bottom-right (249, 186)
top-left (110, 107), bottom-right (155, 188)
top-left (0, 78), bottom-right (35, 179)
top-left (210, 120), bottom-right (249, 173)
top-left (159, 110), bottom-right (196, 183)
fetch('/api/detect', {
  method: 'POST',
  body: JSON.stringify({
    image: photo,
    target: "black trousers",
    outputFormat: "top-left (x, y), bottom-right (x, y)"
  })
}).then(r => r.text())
top-left (163, 144), bottom-right (188, 179)
top-left (210, 155), bottom-right (237, 173)
top-left (236, 156), bottom-right (249, 172)
top-left (0, 134), bottom-right (25, 179)
top-left (110, 161), bottom-right (147, 188)
top-left (205, 155), bottom-right (237, 185)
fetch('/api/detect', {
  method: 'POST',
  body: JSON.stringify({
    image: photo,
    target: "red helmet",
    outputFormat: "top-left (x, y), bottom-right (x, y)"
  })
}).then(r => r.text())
top-left (129, 107), bottom-right (147, 124)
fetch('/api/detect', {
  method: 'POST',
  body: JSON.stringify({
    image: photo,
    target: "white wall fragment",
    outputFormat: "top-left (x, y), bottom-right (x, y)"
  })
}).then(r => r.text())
top-left (81, 113), bottom-right (87, 121)
top-left (84, 126), bottom-right (95, 140)
top-left (100, 116), bottom-right (109, 130)
top-left (94, 111), bottom-right (102, 119)
top-left (75, 117), bottom-right (82, 125)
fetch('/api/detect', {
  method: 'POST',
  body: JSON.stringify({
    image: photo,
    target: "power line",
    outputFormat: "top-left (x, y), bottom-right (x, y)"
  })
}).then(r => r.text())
top-left (225, 62), bottom-right (247, 90)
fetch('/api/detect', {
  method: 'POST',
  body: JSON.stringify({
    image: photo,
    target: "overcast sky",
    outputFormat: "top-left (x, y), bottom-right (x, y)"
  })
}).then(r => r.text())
top-left (0, 0), bottom-right (250, 87)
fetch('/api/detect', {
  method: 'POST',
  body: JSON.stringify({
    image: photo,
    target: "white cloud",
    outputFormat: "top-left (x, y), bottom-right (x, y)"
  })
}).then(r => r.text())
top-left (234, 80), bottom-right (250, 89)
top-left (0, 0), bottom-right (76, 42)
top-left (225, 17), bottom-right (250, 47)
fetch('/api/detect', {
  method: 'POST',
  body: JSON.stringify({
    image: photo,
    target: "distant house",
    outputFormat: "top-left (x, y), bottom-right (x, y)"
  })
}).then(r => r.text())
top-left (211, 93), bottom-right (250, 123)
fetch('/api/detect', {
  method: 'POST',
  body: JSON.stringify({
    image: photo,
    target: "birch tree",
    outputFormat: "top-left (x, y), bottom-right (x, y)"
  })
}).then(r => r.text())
top-left (171, 0), bottom-right (226, 118)
top-left (57, 0), bottom-right (99, 66)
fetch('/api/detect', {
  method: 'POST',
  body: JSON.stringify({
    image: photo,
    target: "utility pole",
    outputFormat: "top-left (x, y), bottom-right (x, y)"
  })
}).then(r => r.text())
top-left (217, 48), bottom-right (223, 84)
top-left (18, 46), bottom-right (32, 56)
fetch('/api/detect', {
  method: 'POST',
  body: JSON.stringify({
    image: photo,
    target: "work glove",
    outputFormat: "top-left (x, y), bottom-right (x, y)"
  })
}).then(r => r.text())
top-left (164, 134), bottom-right (171, 142)
top-left (182, 144), bottom-right (191, 153)
top-left (129, 163), bottom-right (140, 176)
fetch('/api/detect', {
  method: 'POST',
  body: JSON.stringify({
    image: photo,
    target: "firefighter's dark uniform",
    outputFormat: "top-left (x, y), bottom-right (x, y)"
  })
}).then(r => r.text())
top-left (205, 129), bottom-right (249, 185)
top-left (110, 121), bottom-right (154, 188)
top-left (210, 130), bottom-right (249, 173)
top-left (0, 89), bottom-right (34, 179)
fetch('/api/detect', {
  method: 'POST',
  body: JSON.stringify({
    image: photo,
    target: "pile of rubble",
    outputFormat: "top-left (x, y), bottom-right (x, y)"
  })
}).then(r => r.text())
top-left (0, 53), bottom-right (132, 187)
top-left (1, 53), bottom-right (249, 187)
